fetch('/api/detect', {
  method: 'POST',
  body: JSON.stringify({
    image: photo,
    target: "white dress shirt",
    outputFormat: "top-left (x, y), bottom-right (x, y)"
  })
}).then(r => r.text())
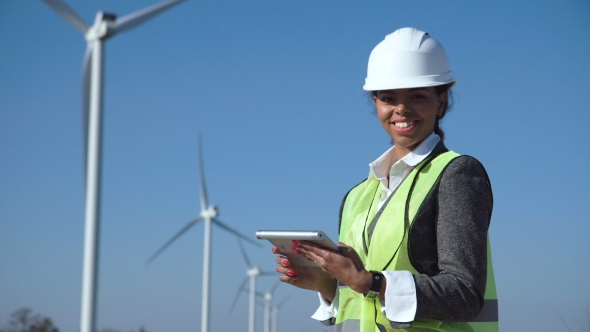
top-left (312, 133), bottom-right (440, 324)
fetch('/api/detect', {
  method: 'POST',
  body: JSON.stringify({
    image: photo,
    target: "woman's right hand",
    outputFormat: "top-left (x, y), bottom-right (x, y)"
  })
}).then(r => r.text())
top-left (272, 247), bottom-right (337, 302)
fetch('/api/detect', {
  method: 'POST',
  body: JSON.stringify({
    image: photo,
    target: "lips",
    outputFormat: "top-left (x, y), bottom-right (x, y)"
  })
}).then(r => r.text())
top-left (391, 119), bottom-right (418, 133)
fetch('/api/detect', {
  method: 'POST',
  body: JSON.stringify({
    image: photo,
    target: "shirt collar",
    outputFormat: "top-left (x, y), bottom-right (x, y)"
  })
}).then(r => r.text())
top-left (367, 132), bottom-right (440, 183)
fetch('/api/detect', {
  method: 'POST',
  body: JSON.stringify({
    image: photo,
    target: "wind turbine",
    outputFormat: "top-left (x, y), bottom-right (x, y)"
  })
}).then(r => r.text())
top-left (41, 1), bottom-right (184, 332)
top-left (233, 284), bottom-right (277, 332)
top-left (229, 240), bottom-right (274, 332)
top-left (270, 296), bottom-right (291, 332)
top-left (262, 280), bottom-right (281, 332)
top-left (252, 280), bottom-right (289, 332)
top-left (147, 137), bottom-right (261, 332)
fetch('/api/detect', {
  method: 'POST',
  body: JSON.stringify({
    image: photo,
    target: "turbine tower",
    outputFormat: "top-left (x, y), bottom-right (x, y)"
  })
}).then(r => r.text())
top-left (229, 240), bottom-right (274, 332)
top-left (147, 137), bottom-right (261, 332)
top-left (41, 1), bottom-right (184, 332)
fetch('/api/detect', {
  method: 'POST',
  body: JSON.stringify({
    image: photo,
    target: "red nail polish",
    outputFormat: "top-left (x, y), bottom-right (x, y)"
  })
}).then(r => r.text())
top-left (307, 257), bottom-right (312, 261)
top-left (292, 240), bottom-right (299, 245)
top-left (292, 274), bottom-right (299, 279)
top-left (282, 259), bottom-right (289, 266)
top-left (291, 245), bottom-right (297, 251)
top-left (287, 269), bottom-right (295, 276)
top-left (295, 249), bottom-right (301, 255)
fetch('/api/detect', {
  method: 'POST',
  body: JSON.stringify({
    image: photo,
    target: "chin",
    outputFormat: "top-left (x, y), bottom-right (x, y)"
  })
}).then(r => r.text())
top-left (392, 137), bottom-right (418, 148)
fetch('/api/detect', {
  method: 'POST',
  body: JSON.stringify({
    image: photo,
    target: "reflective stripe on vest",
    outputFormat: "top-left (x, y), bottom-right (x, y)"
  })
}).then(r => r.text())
top-left (336, 151), bottom-right (498, 332)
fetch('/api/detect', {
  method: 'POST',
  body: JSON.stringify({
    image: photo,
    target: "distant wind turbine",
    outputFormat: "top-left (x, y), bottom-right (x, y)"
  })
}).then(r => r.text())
top-left (262, 280), bottom-right (281, 332)
top-left (249, 281), bottom-right (288, 332)
top-left (234, 280), bottom-right (288, 332)
top-left (229, 240), bottom-right (274, 332)
top-left (147, 137), bottom-right (261, 332)
top-left (270, 295), bottom-right (291, 332)
top-left (41, 1), bottom-right (184, 332)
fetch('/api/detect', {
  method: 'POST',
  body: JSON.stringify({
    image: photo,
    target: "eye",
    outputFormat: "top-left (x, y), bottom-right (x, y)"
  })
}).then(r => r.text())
top-left (411, 94), bottom-right (427, 100)
top-left (378, 94), bottom-right (396, 103)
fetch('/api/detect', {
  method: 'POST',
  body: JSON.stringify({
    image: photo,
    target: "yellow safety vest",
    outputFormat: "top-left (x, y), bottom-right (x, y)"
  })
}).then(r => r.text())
top-left (336, 151), bottom-right (498, 332)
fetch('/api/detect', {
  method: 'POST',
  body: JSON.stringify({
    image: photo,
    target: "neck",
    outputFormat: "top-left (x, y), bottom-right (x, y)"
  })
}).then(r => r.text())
top-left (392, 144), bottom-right (416, 161)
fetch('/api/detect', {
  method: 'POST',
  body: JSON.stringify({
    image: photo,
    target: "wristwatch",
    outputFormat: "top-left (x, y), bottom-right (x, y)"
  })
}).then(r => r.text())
top-left (363, 271), bottom-right (384, 298)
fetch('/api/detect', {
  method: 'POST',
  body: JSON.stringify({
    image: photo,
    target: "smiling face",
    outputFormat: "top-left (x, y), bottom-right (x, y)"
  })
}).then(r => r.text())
top-left (373, 87), bottom-right (447, 160)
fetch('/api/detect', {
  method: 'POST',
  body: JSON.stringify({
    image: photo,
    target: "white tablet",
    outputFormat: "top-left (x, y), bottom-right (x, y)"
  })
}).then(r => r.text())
top-left (255, 230), bottom-right (339, 267)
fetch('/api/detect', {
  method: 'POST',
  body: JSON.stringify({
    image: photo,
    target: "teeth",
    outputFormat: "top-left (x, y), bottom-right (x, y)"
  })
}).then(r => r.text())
top-left (394, 121), bottom-right (415, 128)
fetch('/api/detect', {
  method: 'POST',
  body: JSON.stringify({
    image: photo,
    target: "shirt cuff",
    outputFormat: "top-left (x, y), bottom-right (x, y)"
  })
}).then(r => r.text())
top-left (381, 270), bottom-right (417, 323)
top-left (311, 287), bottom-right (339, 322)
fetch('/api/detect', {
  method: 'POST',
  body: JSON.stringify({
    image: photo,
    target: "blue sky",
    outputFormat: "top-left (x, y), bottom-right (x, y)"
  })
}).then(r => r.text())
top-left (1, 0), bottom-right (589, 331)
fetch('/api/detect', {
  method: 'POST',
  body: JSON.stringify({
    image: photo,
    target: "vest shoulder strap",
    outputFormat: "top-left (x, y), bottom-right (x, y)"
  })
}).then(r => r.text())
top-left (338, 178), bottom-right (367, 235)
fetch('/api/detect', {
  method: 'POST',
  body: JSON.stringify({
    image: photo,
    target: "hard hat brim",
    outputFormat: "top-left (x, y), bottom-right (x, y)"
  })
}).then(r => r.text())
top-left (363, 77), bottom-right (456, 91)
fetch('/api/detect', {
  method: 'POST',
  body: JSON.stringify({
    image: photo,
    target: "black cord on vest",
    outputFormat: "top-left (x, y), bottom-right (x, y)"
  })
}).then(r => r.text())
top-left (379, 151), bottom-right (443, 271)
top-left (361, 183), bottom-right (381, 255)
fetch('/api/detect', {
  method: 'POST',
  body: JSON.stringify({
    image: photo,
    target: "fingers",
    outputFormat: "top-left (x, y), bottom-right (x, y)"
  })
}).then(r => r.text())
top-left (277, 267), bottom-right (299, 281)
top-left (274, 255), bottom-right (299, 280)
top-left (275, 255), bottom-right (290, 266)
top-left (279, 274), bottom-right (295, 284)
top-left (337, 242), bottom-right (350, 249)
top-left (297, 241), bottom-right (326, 257)
top-left (278, 270), bottom-right (299, 285)
top-left (296, 241), bottom-right (323, 267)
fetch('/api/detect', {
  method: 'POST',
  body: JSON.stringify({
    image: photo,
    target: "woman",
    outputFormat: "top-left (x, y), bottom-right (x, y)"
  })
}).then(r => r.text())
top-left (273, 27), bottom-right (498, 332)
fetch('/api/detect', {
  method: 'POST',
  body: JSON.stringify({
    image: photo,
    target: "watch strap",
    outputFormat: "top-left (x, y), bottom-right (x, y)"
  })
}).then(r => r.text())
top-left (363, 271), bottom-right (383, 298)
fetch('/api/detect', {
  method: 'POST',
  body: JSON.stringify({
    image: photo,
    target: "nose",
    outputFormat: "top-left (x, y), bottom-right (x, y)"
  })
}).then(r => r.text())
top-left (394, 104), bottom-right (410, 115)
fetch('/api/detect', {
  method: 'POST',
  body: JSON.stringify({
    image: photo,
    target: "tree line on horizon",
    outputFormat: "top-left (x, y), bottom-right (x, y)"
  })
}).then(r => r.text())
top-left (0, 308), bottom-right (147, 332)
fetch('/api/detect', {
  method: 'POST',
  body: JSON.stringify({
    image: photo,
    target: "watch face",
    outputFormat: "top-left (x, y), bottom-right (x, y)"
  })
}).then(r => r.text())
top-left (363, 271), bottom-right (383, 298)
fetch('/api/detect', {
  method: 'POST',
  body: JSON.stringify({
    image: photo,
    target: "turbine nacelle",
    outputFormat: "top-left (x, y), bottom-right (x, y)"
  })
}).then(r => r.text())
top-left (264, 292), bottom-right (273, 301)
top-left (247, 267), bottom-right (261, 277)
top-left (200, 205), bottom-right (218, 220)
top-left (85, 12), bottom-right (117, 42)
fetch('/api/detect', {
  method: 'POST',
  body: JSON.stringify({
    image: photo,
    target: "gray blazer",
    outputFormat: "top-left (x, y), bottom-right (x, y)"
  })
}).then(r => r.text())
top-left (339, 141), bottom-right (493, 323)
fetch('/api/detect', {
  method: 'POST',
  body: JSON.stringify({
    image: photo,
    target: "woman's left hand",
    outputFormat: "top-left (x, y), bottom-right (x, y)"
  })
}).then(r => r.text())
top-left (296, 241), bottom-right (372, 294)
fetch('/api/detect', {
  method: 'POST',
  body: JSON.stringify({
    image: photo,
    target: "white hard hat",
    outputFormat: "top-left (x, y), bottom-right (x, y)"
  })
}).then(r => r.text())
top-left (363, 27), bottom-right (455, 91)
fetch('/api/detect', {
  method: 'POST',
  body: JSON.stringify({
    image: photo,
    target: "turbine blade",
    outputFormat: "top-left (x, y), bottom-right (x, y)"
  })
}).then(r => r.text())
top-left (198, 134), bottom-right (208, 212)
top-left (229, 277), bottom-right (249, 315)
top-left (115, 0), bottom-right (184, 33)
top-left (238, 239), bottom-right (252, 269)
top-left (42, 0), bottom-right (88, 34)
top-left (146, 217), bottom-right (202, 264)
top-left (82, 43), bottom-right (92, 178)
top-left (270, 279), bottom-right (281, 294)
top-left (212, 218), bottom-right (261, 248)
top-left (276, 295), bottom-right (291, 309)
top-left (239, 286), bottom-right (265, 298)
